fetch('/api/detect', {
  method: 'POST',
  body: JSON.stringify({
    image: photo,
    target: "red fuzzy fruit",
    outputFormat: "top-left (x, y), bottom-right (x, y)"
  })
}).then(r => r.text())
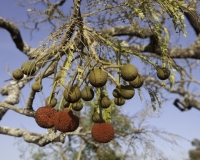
top-left (69, 114), bottom-right (79, 132)
top-left (91, 122), bottom-right (114, 143)
top-left (54, 109), bottom-right (79, 132)
top-left (35, 106), bottom-right (56, 128)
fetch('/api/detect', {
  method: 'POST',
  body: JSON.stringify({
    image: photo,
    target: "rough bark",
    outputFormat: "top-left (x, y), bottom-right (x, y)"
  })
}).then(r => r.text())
top-left (0, 17), bottom-right (32, 56)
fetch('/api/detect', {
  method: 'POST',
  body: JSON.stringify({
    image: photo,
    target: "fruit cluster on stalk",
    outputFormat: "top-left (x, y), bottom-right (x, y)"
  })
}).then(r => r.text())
top-left (12, 57), bottom-right (170, 143)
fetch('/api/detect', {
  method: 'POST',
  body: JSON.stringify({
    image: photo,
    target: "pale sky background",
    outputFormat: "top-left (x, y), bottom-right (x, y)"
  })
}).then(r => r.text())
top-left (0, 1), bottom-right (200, 160)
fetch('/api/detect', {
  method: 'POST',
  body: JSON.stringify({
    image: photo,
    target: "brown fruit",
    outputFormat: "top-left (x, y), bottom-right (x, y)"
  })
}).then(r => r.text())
top-left (45, 96), bottom-right (57, 107)
top-left (54, 109), bottom-right (79, 132)
top-left (120, 85), bottom-right (135, 99)
top-left (89, 68), bottom-right (107, 88)
top-left (114, 97), bottom-right (125, 106)
top-left (91, 122), bottom-right (114, 143)
top-left (12, 69), bottom-right (24, 80)
top-left (63, 85), bottom-right (81, 103)
top-left (69, 114), bottom-right (79, 132)
top-left (81, 86), bottom-right (94, 101)
top-left (35, 106), bottom-right (56, 128)
top-left (129, 74), bottom-right (144, 88)
top-left (121, 64), bottom-right (138, 81)
top-left (100, 96), bottom-right (111, 108)
top-left (156, 66), bottom-right (170, 80)
top-left (21, 61), bottom-right (36, 76)
top-left (112, 88), bottom-right (121, 98)
top-left (32, 82), bottom-right (43, 92)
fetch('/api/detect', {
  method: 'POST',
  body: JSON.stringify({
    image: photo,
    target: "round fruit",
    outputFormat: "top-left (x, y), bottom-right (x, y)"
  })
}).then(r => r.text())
top-left (91, 122), bottom-right (114, 143)
top-left (12, 69), bottom-right (24, 80)
top-left (69, 114), bottom-right (79, 132)
top-left (63, 85), bottom-right (81, 103)
top-left (112, 88), bottom-right (121, 98)
top-left (21, 61), bottom-right (36, 75)
top-left (72, 101), bottom-right (83, 111)
top-left (35, 105), bottom-right (56, 128)
top-left (120, 64), bottom-right (138, 81)
top-left (114, 97), bottom-right (126, 106)
top-left (81, 86), bottom-right (94, 101)
top-left (156, 66), bottom-right (170, 80)
top-left (129, 74), bottom-right (144, 88)
top-left (89, 68), bottom-right (107, 88)
top-left (45, 96), bottom-right (57, 107)
top-left (120, 85), bottom-right (135, 99)
top-left (100, 96), bottom-right (111, 108)
top-left (92, 112), bottom-right (102, 123)
top-left (54, 109), bottom-right (79, 132)
top-left (32, 82), bottom-right (43, 92)
top-left (63, 100), bottom-right (70, 108)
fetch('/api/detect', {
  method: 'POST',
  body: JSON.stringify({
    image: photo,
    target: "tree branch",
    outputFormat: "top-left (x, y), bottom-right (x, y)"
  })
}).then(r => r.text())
top-left (183, 0), bottom-right (200, 35)
top-left (0, 102), bottom-right (35, 117)
top-left (0, 126), bottom-right (65, 147)
top-left (99, 23), bottom-right (154, 38)
top-left (0, 17), bottom-right (32, 55)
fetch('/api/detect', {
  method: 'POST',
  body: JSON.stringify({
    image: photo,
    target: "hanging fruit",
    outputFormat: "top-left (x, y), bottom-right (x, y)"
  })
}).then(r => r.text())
top-left (72, 100), bottom-right (83, 111)
top-left (12, 69), bottom-right (24, 80)
top-left (156, 66), bottom-right (170, 80)
top-left (129, 74), bottom-right (144, 88)
top-left (120, 64), bottom-right (138, 81)
top-left (63, 85), bottom-right (81, 103)
top-left (81, 86), bottom-right (94, 101)
top-left (114, 97), bottom-right (126, 106)
top-left (89, 68), bottom-right (107, 88)
top-left (100, 96), bottom-right (112, 109)
top-left (45, 96), bottom-right (57, 107)
top-left (32, 81), bottom-right (43, 92)
top-left (91, 122), bottom-right (114, 143)
top-left (112, 88), bottom-right (121, 98)
top-left (54, 109), bottom-right (79, 132)
top-left (35, 106), bottom-right (56, 128)
top-left (120, 85), bottom-right (135, 100)
top-left (21, 61), bottom-right (36, 76)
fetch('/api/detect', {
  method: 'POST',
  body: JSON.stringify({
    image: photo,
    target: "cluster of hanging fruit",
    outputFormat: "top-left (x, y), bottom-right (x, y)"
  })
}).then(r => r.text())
top-left (11, 60), bottom-right (170, 143)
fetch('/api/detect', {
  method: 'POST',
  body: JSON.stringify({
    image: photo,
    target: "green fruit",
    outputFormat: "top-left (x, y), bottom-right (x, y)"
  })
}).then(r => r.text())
top-left (100, 96), bottom-right (111, 108)
top-left (12, 69), bottom-right (24, 80)
top-left (89, 68), bottom-right (107, 88)
top-left (114, 97), bottom-right (126, 106)
top-left (92, 112), bottom-right (101, 123)
top-left (45, 96), bottom-right (57, 107)
top-left (21, 61), bottom-right (36, 76)
top-left (63, 100), bottom-right (70, 108)
top-left (72, 101), bottom-right (83, 111)
top-left (112, 88), bottom-right (121, 98)
top-left (81, 86), bottom-right (94, 101)
top-left (121, 64), bottom-right (138, 81)
top-left (120, 85), bottom-right (135, 99)
top-left (63, 85), bottom-right (81, 103)
top-left (156, 66), bottom-right (170, 80)
top-left (32, 82), bottom-right (43, 92)
top-left (129, 74), bottom-right (144, 88)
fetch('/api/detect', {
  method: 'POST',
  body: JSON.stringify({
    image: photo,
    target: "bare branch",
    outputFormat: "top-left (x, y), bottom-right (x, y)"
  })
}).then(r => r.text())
top-left (99, 23), bottom-right (154, 38)
top-left (0, 17), bottom-right (32, 55)
top-left (0, 102), bottom-right (35, 117)
top-left (0, 126), bottom-right (65, 147)
top-left (183, 0), bottom-right (200, 35)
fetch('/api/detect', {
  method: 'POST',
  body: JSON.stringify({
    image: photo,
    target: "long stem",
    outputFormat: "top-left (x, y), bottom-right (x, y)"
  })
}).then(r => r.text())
top-left (98, 88), bottom-right (103, 121)
top-left (117, 51), bottom-right (121, 84)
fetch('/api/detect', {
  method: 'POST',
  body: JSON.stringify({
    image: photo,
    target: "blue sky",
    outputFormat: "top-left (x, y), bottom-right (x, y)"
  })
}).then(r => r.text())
top-left (0, 1), bottom-right (200, 160)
